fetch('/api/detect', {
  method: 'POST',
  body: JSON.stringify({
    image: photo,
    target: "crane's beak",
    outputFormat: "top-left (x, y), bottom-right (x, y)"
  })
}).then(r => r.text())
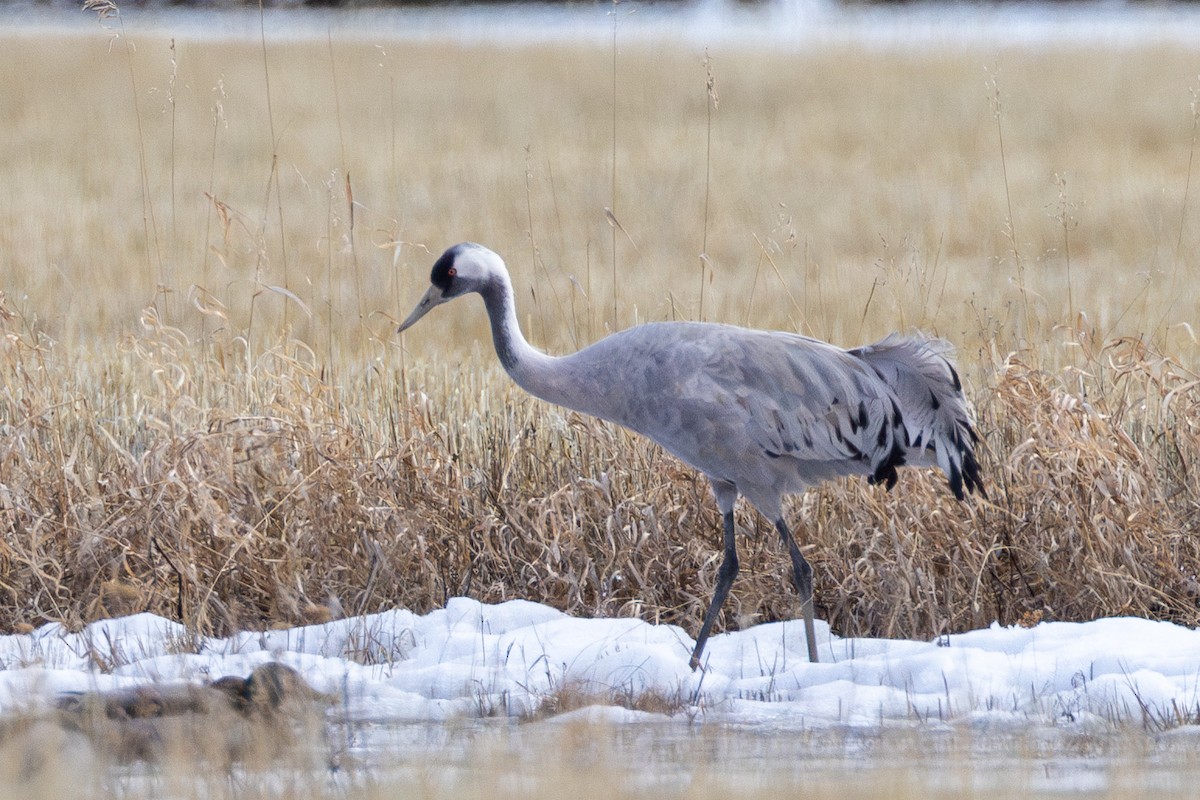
top-left (396, 285), bottom-right (445, 333)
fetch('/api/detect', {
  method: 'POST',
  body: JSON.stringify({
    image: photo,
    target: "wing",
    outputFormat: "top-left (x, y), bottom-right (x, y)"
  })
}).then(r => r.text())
top-left (682, 326), bottom-right (910, 490)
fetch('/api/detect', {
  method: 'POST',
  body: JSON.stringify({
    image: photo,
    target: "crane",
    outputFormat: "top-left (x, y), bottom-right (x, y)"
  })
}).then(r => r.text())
top-left (397, 242), bottom-right (985, 669)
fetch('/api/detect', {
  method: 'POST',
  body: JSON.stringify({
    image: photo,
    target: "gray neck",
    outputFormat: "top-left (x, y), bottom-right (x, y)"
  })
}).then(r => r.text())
top-left (478, 275), bottom-right (585, 411)
top-left (482, 276), bottom-right (522, 371)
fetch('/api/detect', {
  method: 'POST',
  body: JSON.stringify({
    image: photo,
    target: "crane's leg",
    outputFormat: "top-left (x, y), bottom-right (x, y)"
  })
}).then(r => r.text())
top-left (775, 519), bottom-right (819, 663)
top-left (689, 510), bottom-right (738, 671)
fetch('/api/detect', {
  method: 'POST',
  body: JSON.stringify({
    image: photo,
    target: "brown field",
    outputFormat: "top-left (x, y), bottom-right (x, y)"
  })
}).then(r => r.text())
top-left (0, 20), bottom-right (1198, 650)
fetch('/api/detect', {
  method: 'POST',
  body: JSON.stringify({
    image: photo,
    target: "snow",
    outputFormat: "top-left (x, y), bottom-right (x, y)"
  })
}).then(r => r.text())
top-left (1, 597), bottom-right (1197, 731)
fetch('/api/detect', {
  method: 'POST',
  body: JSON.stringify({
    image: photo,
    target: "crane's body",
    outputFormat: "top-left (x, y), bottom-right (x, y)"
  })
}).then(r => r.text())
top-left (398, 243), bottom-right (985, 669)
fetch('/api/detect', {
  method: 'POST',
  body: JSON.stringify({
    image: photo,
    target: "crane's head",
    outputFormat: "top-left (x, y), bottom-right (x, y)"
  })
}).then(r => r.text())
top-left (396, 243), bottom-right (503, 333)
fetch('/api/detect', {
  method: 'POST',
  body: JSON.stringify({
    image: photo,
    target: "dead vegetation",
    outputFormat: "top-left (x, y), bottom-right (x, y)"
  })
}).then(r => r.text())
top-left (2, 290), bottom-right (1197, 642)
top-left (0, 27), bottom-right (1198, 645)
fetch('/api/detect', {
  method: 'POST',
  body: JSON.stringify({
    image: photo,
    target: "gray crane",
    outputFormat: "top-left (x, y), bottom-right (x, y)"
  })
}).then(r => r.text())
top-left (397, 242), bottom-right (985, 669)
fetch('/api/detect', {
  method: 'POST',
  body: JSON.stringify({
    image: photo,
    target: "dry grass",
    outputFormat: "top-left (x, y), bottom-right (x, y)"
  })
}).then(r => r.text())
top-left (0, 21), bottom-right (1198, 646)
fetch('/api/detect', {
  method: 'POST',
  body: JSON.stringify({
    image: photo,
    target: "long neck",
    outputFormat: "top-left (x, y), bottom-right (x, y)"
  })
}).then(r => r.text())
top-left (480, 274), bottom-right (527, 372)
top-left (479, 275), bottom-right (581, 409)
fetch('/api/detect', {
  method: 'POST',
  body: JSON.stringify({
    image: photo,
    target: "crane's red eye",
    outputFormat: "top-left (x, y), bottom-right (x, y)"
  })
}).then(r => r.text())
top-left (448, 267), bottom-right (457, 277)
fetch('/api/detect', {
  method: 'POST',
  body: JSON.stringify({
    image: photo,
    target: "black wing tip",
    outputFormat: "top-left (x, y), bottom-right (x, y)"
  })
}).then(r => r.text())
top-left (947, 362), bottom-right (963, 391)
top-left (867, 466), bottom-right (899, 491)
top-left (963, 451), bottom-right (987, 500)
top-left (948, 462), bottom-right (964, 501)
top-left (868, 439), bottom-right (906, 492)
top-left (950, 449), bottom-right (987, 501)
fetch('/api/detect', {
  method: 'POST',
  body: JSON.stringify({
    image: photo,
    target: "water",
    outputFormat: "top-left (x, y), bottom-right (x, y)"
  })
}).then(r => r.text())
top-left (337, 715), bottom-right (1200, 797)
top-left (14, 0), bottom-right (1200, 49)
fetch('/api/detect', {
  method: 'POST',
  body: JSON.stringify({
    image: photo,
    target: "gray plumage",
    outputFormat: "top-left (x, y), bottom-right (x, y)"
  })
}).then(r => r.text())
top-left (398, 243), bottom-right (985, 669)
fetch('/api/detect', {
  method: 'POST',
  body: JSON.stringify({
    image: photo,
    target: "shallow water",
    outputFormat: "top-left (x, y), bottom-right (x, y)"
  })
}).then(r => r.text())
top-left (335, 715), bottom-right (1200, 798)
top-left (8, 710), bottom-right (1197, 799)
top-left (13, 0), bottom-right (1200, 49)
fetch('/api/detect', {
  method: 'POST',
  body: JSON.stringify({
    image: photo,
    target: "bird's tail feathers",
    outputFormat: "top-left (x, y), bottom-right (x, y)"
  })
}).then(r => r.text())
top-left (851, 333), bottom-right (985, 501)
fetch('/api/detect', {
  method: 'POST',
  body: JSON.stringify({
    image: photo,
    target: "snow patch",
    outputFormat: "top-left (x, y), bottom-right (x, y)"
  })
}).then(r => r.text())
top-left (2, 599), bottom-right (1197, 730)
